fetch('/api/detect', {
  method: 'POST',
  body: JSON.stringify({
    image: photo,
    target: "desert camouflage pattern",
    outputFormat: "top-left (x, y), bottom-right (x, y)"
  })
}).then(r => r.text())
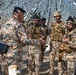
top-left (54, 11), bottom-right (61, 17)
top-left (1, 18), bottom-right (27, 64)
top-left (27, 24), bottom-right (41, 75)
top-left (49, 21), bottom-right (66, 75)
top-left (62, 28), bottom-right (76, 75)
top-left (28, 45), bottom-right (41, 75)
top-left (50, 21), bottom-right (66, 41)
top-left (1, 18), bottom-right (27, 49)
top-left (67, 28), bottom-right (76, 75)
top-left (28, 24), bottom-right (42, 40)
top-left (69, 28), bottom-right (76, 48)
top-left (40, 25), bottom-right (48, 64)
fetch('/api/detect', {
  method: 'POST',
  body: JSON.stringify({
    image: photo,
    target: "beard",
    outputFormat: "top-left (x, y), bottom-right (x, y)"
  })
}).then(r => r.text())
top-left (67, 27), bottom-right (73, 30)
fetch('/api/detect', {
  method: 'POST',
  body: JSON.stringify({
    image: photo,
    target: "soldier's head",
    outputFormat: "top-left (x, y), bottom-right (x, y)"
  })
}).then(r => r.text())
top-left (31, 14), bottom-right (40, 25)
top-left (66, 16), bottom-right (74, 30)
top-left (53, 11), bottom-right (62, 22)
top-left (13, 6), bottom-right (25, 23)
top-left (40, 18), bottom-right (46, 25)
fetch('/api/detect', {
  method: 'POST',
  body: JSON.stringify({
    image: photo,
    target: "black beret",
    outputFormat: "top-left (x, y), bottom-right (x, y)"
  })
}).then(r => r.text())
top-left (66, 16), bottom-right (74, 23)
top-left (41, 18), bottom-right (46, 21)
top-left (13, 6), bottom-right (25, 13)
top-left (31, 14), bottom-right (40, 20)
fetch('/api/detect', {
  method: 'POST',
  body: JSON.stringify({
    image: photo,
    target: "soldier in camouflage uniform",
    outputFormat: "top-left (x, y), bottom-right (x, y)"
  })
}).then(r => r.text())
top-left (63, 17), bottom-right (76, 75)
top-left (69, 28), bottom-right (76, 75)
top-left (73, 20), bottom-right (76, 75)
top-left (27, 14), bottom-right (44, 75)
top-left (49, 11), bottom-right (66, 75)
top-left (0, 7), bottom-right (34, 73)
top-left (40, 18), bottom-right (48, 64)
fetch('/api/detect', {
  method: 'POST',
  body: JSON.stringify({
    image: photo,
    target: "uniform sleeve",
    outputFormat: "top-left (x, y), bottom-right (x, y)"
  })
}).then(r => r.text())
top-left (15, 23), bottom-right (41, 45)
top-left (0, 24), bottom-right (9, 41)
top-left (69, 38), bottom-right (76, 49)
top-left (15, 24), bottom-right (33, 45)
top-left (69, 30), bottom-right (76, 49)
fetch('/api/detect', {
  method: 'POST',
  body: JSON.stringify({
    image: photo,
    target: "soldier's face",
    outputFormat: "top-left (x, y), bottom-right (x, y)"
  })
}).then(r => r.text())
top-left (67, 22), bottom-right (73, 29)
top-left (13, 10), bottom-right (24, 23)
top-left (40, 20), bottom-right (46, 25)
top-left (18, 10), bottom-right (24, 22)
top-left (54, 16), bottom-right (61, 21)
top-left (33, 19), bottom-right (39, 24)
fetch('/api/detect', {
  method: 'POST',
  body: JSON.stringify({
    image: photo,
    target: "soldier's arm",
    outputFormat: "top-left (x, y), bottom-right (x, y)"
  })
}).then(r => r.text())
top-left (68, 32), bottom-right (76, 49)
top-left (0, 24), bottom-right (7, 41)
top-left (18, 27), bottom-right (39, 45)
top-left (18, 30), bottom-right (33, 45)
top-left (24, 39), bottom-right (40, 45)
top-left (69, 40), bottom-right (76, 49)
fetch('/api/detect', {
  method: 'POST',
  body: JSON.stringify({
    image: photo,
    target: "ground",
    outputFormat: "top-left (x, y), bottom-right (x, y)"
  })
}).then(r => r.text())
top-left (0, 52), bottom-right (50, 75)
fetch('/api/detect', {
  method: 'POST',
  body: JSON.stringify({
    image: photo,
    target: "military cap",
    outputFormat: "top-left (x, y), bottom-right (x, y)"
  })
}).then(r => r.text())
top-left (13, 6), bottom-right (25, 14)
top-left (66, 16), bottom-right (74, 23)
top-left (41, 18), bottom-right (46, 21)
top-left (31, 14), bottom-right (40, 20)
top-left (54, 11), bottom-right (61, 16)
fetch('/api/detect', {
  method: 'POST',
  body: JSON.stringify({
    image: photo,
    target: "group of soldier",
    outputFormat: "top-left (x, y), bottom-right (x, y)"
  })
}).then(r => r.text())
top-left (0, 6), bottom-right (76, 75)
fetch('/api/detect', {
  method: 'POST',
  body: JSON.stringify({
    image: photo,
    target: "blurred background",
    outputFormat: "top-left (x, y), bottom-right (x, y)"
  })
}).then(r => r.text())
top-left (0, 0), bottom-right (76, 25)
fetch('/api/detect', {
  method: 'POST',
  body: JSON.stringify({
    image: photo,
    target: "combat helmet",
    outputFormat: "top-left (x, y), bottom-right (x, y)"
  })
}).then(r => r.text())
top-left (54, 11), bottom-right (62, 17)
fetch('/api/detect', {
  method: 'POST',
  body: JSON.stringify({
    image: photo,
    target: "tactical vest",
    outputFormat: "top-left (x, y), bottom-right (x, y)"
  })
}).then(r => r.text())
top-left (28, 25), bottom-right (41, 39)
top-left (50, 21), bottom-right (66, 41)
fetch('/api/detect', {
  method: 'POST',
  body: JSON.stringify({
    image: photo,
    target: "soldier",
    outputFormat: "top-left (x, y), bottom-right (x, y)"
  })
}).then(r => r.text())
top-left (49, 11), bottom-right (66, 75)
top-left (0, 6), bottom-right (34, 74)
top-left (69, 25), bottom-right (76, 75)
top-left (40, 18), bottom-right (49, 64)
top-left (27, 14), bottom-right (44, 75)
top-left (63, 17), bottom-right (76, 75)
top-left (73, 20), bottom-right (76, 75)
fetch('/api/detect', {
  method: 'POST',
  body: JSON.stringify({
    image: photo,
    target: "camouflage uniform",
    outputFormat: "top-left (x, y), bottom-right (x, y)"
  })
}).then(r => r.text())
top-left (1, 18), bottom-right (28, 66)
top-left (40, 24), bottom-right (48, 63)
top-left (49, 21), bottom-right (66, 75)
top-left (27, 24), bottom-right (41, 75)
top-left (64, 28), bottom-right (76, 75)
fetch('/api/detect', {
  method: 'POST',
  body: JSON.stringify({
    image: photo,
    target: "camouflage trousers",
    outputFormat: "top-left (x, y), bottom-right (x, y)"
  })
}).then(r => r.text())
top-left (63, 51), bottom-right (76, 75)
top-left (27, 45), bottom-right (41, 75)
top-left (49, 41), bottom-right (65, 75)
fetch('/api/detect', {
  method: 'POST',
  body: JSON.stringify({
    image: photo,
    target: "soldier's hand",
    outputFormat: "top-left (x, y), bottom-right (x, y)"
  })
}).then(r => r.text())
top-left (62, 38), bottom-right (70, 43)
top-left (3, 54), bottom-right (7, 58)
